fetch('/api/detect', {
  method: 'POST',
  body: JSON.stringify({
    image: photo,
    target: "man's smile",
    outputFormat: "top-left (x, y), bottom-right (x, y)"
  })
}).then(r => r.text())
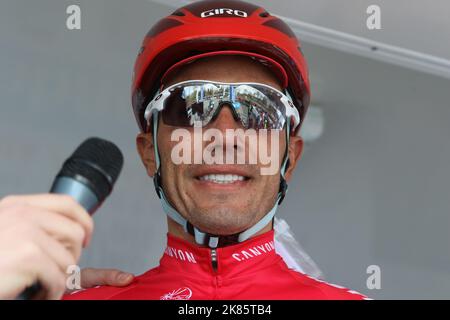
top-left (191, 165), bottom-right (253, 189)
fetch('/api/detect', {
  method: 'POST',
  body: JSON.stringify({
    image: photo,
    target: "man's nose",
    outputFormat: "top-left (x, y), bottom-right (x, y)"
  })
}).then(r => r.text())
top-left (204, 104), bottom-right (242, 157)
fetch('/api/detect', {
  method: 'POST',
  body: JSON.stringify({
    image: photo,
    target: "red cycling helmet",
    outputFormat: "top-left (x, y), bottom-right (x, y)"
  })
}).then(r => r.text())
top-left (132, 0), bottom-right (311, 133)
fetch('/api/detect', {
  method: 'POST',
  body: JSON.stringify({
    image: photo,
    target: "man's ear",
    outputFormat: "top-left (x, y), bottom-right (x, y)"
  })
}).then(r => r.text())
top-left (136, 132), bottom-right (156, 177)
top-left (283, 135), bottom-right (303, 182)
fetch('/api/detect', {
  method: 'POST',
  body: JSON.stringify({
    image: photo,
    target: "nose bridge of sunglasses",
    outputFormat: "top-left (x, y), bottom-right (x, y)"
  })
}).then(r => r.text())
top-left (209, 101), bottom-right (242, 125)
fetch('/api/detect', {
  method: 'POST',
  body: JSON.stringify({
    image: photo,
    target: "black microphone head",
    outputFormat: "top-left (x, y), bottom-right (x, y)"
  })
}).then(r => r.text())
top-left (57, 137), bottom-right (124, 201)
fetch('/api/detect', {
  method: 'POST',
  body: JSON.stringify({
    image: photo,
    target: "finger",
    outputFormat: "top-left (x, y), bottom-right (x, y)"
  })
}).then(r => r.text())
top-left (33, 254), bottom-right (67, 300)
top-left (31, 227), bottom-right (78, 272)
top-left (16, 241), bottom-right (68, 300)
top-left (80, 268), bottom-right (134, 288)
top-left (28, 228), bottom-right (78, 299)
top-left (20, 206), bottom-right (86, 261)
top-left (2, 194), bottom-right (94, 246)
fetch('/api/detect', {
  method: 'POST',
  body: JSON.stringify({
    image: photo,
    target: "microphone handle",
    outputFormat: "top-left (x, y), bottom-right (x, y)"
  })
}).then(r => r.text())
top-left (16, 282), bottom-right (43, 300)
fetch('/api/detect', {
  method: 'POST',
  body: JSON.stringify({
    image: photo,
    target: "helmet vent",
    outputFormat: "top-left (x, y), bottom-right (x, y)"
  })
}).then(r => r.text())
top-left (263, 18), bottom-right (296, 38)
top-left (171, 10), bottom-right (185, 16)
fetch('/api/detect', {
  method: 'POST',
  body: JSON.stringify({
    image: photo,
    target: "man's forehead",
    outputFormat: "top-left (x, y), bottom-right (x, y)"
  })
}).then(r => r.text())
top-left (162, 55), bottom-right (284, 90)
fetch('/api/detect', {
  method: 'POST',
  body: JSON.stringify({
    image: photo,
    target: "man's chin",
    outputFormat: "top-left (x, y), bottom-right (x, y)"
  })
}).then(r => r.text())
top-left (188, 211), bottom-right (252, 235)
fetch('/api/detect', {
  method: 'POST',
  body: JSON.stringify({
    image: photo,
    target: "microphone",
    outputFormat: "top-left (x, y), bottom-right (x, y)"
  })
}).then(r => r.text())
top-left (17, 137), bottom-right (124, 300)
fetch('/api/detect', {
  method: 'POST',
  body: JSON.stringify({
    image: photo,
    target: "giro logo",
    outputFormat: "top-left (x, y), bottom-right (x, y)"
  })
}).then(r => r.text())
top-left (200, 8), bottom-right (248, 18)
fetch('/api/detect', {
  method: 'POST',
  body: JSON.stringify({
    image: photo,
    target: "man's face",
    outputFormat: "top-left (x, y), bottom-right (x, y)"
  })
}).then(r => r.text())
top-left (137, 55), bottom-right (303, 236)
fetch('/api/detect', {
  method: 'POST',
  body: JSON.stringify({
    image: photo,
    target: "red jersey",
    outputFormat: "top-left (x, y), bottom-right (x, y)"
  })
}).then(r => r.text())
top-left (63, 230), bottom-right (368, 300)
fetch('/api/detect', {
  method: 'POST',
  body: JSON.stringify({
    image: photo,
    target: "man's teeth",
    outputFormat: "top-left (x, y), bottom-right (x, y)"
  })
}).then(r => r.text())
top-left (199, 174), bottom-right (245, 184)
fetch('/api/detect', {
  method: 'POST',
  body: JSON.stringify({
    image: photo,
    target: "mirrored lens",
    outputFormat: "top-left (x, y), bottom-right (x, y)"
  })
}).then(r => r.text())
top-left (161, 82), bottom-right (287, 129)
top-left (234, 85), bottom-right (286, 130)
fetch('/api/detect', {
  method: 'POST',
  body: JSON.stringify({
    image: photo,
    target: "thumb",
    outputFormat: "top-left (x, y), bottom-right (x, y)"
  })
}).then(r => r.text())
top-left (80, 268), bottom-right (134, 288)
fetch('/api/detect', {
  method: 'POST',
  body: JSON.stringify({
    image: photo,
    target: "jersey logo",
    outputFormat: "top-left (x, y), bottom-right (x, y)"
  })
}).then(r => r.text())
top-left (232, 240), bottom-right (275, 262)
top-left (160, 287), bottom-right (193, 300)
top-left (165, 246), bottom-right (197, 264)
top-left (200, 8), bottom-right (248, 18)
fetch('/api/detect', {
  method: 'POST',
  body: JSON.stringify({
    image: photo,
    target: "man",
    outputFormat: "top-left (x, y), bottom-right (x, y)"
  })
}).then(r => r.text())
top-left (64, 0), bottom-right (368, 300)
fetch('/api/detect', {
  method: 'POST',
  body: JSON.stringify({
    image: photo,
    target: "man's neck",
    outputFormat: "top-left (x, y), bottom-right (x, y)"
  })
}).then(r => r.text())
top-left (166, 217), bottom-right (273, 248)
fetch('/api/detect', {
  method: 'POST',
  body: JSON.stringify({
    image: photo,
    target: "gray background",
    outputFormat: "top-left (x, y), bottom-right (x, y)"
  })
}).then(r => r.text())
top-left (1, 0), bottom-right (450, 299)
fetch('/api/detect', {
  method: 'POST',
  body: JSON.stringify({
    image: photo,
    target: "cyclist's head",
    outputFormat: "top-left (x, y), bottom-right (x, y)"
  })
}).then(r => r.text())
top-left (137, 54), bottom-right (303, 236)
top-left (132, 0), bottom-right (309, 244)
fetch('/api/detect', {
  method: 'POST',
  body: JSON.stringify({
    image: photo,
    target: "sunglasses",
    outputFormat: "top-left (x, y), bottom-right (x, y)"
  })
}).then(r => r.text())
top-left (144, 80), bottom-right (300, 131)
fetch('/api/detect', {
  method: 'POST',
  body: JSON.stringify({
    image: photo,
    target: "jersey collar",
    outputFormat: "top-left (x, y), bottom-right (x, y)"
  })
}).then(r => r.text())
top-left (160, 230), bottom-right (281, 278)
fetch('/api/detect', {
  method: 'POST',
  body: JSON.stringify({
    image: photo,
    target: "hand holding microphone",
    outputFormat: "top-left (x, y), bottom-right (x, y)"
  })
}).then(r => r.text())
top-left (0, 138), bottom-right (124, 299)
top-left (0, 194), bottom-right (93, 299)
